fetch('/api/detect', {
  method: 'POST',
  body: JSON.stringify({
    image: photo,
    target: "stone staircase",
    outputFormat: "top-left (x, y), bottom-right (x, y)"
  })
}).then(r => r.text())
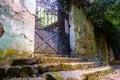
top-left (0, 54), bottom-right (113, 80)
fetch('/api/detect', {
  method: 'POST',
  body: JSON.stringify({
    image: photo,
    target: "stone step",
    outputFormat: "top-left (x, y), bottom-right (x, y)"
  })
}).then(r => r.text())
top-left (11, 57), bottom-right (85, 66)
top-left (3, 77), bottom-right (43, 80)
top-left (0, 62), bottom-right (100, 79)
top-left (38, 62), bottom-right (100, 74)
top-left (0, 66), bottom-right (39, 79)
top-left (5, 66), bottom-right (113, 80)
top-left (109, 60), bottom-right (120, 65)
top-left (81, 66), bottom-right (113, 80)
top-left (41, 66), bottom-right (113, 80)
top-left (33, 53), bottom-right (88, 61)
top-left (33, 53), bottom-right (70, 58)
top-left (99, 66), bottom-right (120, 80)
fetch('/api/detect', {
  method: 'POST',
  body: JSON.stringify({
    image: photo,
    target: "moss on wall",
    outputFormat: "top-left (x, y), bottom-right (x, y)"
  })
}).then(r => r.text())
top-left (0, 0), bottom-right (35, 66)
top-left (73, 6), bottom-right (96, 54)
top-left (73, 6), bottom-right (110, 62)
top-left (0, 49), bottom-right (30, 67)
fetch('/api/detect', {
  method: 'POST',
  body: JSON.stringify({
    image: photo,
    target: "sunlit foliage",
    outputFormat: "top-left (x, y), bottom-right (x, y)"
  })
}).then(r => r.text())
top-left (83, 0), bottom-right (120, 60)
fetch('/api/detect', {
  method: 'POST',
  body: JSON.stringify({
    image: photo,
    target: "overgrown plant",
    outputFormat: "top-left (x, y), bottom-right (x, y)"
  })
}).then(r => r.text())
top-left (83, 0), bottom-right (120, 60)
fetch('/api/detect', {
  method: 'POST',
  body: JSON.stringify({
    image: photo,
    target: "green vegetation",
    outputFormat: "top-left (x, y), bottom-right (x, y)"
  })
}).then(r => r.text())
top-left (36, 0), bottom-right (58, 28)
top-left (0, 49), bottom-right (29, 66)
top-left (83, 0), bottom-right (120, 60)
top-left (20, 67), bottom-right (37, 77)
top-left (37, 12), bottom-right (57, 27)
top-left (82, 68), bottom-right (112, 80)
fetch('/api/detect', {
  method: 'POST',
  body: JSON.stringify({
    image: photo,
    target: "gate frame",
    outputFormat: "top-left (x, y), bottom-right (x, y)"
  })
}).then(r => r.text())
top-left (34, 0), bottom-right (72, 55)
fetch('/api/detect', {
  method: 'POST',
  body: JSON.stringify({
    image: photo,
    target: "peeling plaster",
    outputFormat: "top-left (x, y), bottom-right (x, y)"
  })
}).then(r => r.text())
top-left (0, 0), bottom-right (36, 53)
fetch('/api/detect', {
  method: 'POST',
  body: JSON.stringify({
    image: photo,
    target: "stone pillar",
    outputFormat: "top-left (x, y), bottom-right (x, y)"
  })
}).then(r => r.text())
top-left (0, 0), bottom-right (36, 55)
top-left (69, 6), bottom-right (75, 52)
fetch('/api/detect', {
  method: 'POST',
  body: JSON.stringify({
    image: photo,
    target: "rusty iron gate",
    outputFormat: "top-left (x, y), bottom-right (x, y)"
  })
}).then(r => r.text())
top-left (34, 0), bottom-right (70, 54)
top-left (34, 22), bottom-right (58, 54)
top-left (34, 29), bottom-right (58, 53)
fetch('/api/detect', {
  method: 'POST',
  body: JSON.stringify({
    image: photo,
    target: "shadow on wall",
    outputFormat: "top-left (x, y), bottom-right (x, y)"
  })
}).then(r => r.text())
top-left (94, 20), bottom-right (119, 60)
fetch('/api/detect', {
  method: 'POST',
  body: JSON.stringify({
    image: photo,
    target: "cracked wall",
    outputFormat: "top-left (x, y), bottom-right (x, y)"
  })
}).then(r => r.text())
top-left (0, 0), bottom-right (36, 55)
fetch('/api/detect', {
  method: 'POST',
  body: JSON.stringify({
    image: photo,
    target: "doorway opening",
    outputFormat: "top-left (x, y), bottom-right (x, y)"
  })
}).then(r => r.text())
top-left (34, 0), bottom-right (71, 54)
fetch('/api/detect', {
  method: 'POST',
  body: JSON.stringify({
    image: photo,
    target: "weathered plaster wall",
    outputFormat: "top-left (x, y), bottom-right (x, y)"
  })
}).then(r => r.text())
top-left (0, 0), bottom-right (35, 58)
top-left (73, 6), bottom-right (110, 62)
top-left (69, 6), bottom-right (75, 51)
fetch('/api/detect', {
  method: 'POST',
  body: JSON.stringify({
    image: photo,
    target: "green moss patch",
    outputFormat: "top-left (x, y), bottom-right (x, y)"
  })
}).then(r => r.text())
top-left (0, 49), bottom-right (30, 67)
top-left (38, 66), bottom-right (48, 74)
top-left (45, 74), bottom-right (56, 80)
top-left (12, 57), bottom-right (81, 66)
top-left (7, 67), bottom-right (20, 77)
top-left (38, 62), bottom-right (99, 74)
top-left (11, 59), bottom-right (37, 66)
top-left (20, 67), bottom-right (37, 77)
top-left (82, 68), bottom-right (113, 80)
top-left (109, 60), bottom-right (120, 65)
top-left (67, 78), bottom-right (79, 80)
top-left (44, 73), bottom-right (66, 80)
top-left (0, 68), bottom-right (6, 79)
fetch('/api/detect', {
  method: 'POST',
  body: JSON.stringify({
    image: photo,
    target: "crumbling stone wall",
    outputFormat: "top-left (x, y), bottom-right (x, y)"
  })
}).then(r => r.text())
top-left (0, 0), bottom-right (36, 56)
top-left (73, 6), bottom-right (111, 62)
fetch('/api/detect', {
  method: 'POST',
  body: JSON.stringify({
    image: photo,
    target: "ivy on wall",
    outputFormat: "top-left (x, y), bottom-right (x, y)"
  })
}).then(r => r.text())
top-left (57, 0), bottom-right (120, 59)
top-left (83, 0), bottom-right (120, 60)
